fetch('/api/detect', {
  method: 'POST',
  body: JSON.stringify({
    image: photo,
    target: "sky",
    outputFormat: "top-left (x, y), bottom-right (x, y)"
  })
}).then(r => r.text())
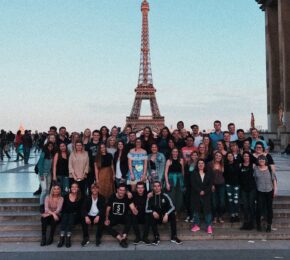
top-left (0, 0), bottom-right (267, 132)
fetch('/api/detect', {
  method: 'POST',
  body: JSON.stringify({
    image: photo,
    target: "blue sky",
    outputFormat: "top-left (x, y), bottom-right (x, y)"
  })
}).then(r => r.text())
top-left (0, 0), bottom-right (267, 132)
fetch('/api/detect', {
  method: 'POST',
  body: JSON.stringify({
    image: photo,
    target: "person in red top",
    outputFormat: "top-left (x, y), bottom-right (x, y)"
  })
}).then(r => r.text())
top-left (14, 130), bottom-right (24, 162)
top-left (181, 136), bottom-right (197, 163)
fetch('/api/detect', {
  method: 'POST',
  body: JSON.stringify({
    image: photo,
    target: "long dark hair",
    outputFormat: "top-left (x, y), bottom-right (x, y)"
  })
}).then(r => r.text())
top-left (115, 140), bottom-right (127, 162)
top-left (43, 142), bottom-right (55, 159)
top-left (158, 126), bottom-right (171, 140)
top-left (69, 182), bottom-right (82, 201)
top-left (95, 143), bottom-right (107, 169)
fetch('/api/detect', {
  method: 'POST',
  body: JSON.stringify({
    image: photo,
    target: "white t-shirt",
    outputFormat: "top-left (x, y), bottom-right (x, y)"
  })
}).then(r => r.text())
top-left (193, 135), bottom-right (203, 147)
top-left (116, 159), bottom-right (122, 179)
top-left (230, 134), bottom-right (238, 142)
top-left (88, 197), bottom-right (99, 217)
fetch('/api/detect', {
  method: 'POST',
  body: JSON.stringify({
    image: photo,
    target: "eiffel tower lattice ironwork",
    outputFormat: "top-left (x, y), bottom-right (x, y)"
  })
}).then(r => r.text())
top-left (125, 0), bottom-right (165, 133)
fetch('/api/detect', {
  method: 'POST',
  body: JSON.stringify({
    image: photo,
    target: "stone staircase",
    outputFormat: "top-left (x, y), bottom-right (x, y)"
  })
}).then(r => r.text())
top-left (0, 196), bottom-right (290, 243)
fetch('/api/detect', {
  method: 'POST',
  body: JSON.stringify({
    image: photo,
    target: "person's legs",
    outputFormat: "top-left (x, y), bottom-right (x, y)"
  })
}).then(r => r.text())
top-left (39, 175), bottom-right (48, 206)
top-left (226, 184), bottom-right (235, 217)
top-left (183, 173), bottom-right (192, 218)
top-left (168, 212), bottom-right (177, 239)
top-left (233, 185), bottom-right (240, 216)
top-left (265, 191), bottom-right (274, 225)
top-left (131, 214), bottom-right (141, 239)
top-left (217, 184), bottom-right (225, 219)
top-left (256, 191), bottom-right (264, 229)
top-left (105, 218), bottom-right (120, 238)
top-left (249, 189), bottom-right (256, 226)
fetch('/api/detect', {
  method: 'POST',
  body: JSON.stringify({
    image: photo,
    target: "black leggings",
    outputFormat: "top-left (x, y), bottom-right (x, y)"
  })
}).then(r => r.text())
top-left (41, 215), bottom-right (59, 236)
top-left (256, 190), bottom-right (273, 225)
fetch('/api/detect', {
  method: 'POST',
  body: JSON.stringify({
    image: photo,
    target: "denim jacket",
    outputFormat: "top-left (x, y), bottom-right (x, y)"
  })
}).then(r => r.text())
top-left (37, 152), bottom-right (53, 177)
top-left (147, 152), bottom-right (166, 182)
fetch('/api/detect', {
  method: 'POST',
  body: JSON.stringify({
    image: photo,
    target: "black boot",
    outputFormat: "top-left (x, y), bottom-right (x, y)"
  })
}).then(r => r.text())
top-left (33, 185), bottom-right (42, 196)
top-left (57, 236), bottom-right (65, 248)
top-left (40, 235), bottom-right (46, 246)
top-left (266, 224), bottom-right (271, 233)
top-left (65, 235), bottom-right (71, 248)
top-left (40, 222), bottom-right (47, 246)
top-left (47, 227), bottom-right (56, 245)
top-left (240, 222), bottom-right (248, 230)
top-left (247, 222), bottom-right (254, 230)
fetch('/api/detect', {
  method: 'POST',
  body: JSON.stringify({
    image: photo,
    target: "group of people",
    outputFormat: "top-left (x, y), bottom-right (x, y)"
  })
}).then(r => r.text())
top-left (35, 121), bottom-right (278, 247)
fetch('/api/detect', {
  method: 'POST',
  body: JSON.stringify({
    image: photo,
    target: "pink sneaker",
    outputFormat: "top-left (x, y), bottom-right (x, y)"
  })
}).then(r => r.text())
top-left (191, 225), bottom-right (200, 232)
top-left (207, 226), bottom-right (213, 234)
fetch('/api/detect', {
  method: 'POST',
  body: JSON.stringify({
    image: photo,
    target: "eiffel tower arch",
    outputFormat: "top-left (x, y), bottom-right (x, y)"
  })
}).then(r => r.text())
top-left (125, 0), bottom-right (165, 134)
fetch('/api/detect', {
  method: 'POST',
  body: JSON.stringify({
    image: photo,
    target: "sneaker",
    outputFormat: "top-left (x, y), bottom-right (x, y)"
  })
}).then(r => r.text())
top-left (81, 239), bottom-right (90, 247)
top-left (191, 225), bottom-right (200, 232)
top-left (133, 238), bottom-right (142, 245)
top-left (184, 216), bottom-right (191, 223)
top-left (119, 239), bottom-right (128, 248)
top-left (142, 238), bottom-right (151, 245)
top-left (151, 236), bottom-right (160, 246)
top-left (207, 226), bottom-right (213, 234)
top-left (171, 237), bottom-right (183, 245)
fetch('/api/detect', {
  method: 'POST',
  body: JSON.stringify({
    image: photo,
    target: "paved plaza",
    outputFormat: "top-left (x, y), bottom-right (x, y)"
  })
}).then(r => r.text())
top-left (0, 151), bottom-right (289, 198)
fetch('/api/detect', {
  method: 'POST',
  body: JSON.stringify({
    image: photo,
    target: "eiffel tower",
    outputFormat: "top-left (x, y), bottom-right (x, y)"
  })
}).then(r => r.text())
top-left (125, 0), bottom-right (165, 133)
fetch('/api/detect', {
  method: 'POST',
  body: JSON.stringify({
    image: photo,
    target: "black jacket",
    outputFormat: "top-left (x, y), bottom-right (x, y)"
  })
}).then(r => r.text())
top-left (81, 195), bottom-right (106, 219)
top-left (145, 192), bottom-right (175, 216)
top-left (113, 152), bottom-right (129, 179)
top-left (190, 171), bottom-right (212, 214)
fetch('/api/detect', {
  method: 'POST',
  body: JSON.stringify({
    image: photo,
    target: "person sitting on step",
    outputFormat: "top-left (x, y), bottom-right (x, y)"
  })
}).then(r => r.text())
top-left (40, 184), bottom-right (63, 246)
top-left (104, 183), bottom-right (135, 248)
top-left (57, 182), bottom-right (83, 248)
top-left (145, 181), bottom-right (182, 246)
top-left (81, 183), bottom-right (106, 247)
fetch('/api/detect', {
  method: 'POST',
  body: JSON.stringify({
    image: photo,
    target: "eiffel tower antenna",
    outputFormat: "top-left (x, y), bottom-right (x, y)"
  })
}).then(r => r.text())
top-left (125, 0), bottom-right (165, 133)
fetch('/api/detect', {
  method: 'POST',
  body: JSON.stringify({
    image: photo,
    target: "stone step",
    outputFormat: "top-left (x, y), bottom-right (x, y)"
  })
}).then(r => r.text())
top-left (0, 198), bottom-right (39, 203)
top-left (273, 209), bottom-right (290, 218)
top-left (0, 211), bottom-right (40, 222)
top-left (0, 228), bottom-right (289, 243)
top-left (273, 200), bottom-right (290, 209)
top-left (0, 203), bottom-right (39, 212)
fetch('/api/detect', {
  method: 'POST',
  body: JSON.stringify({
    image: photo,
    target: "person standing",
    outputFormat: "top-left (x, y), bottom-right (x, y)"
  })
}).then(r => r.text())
top-left (94, 143), bottom-right (115, 200)
top-left (147, 143), bottom-right (166, 189)
top-left (37, 142), bottom-right (55, 210)
top-left (191, 159), bottom-right (213, 234)
top-left (164, 148), bottom-right (184, 216)
top-left (23, 130), bottom-right (33, 164)
top-left (209, 120), bottom-right (224, 150)
top-left (68, 141), bottom-right (89, 197)
top-left (254, 155), bottom-right (278, 232)
top-left (52, 143), bottom-right (70, 196)
top-left (224, 152), bottom-right (241, 223)
top-left (127, 138), bottom-right (147, 191)
top-left (113, 141), bottom-right (129, 188)
top-left (239, 152), bottom-right (256, 230)
top-left (85, 130), bottom-right (101, 192)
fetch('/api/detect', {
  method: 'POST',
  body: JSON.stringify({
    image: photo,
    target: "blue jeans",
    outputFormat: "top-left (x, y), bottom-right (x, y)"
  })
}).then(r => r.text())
top-left (23, 147), bottom-right (31, 164)
top-left (225, 185), bottom-right (240, 216)
top-left (193, 198), bottom-right (212, 227)
top-left (39, 174), bottom-right (51, 205)
top-left (57, 176), bottom-right (70, 196)
top-left (211, 184), bottom-right (225, 218)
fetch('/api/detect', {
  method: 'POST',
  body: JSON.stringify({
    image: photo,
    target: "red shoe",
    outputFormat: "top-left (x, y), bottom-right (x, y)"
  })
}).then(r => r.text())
top-left (207, 226), bottom-right (213, 234)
